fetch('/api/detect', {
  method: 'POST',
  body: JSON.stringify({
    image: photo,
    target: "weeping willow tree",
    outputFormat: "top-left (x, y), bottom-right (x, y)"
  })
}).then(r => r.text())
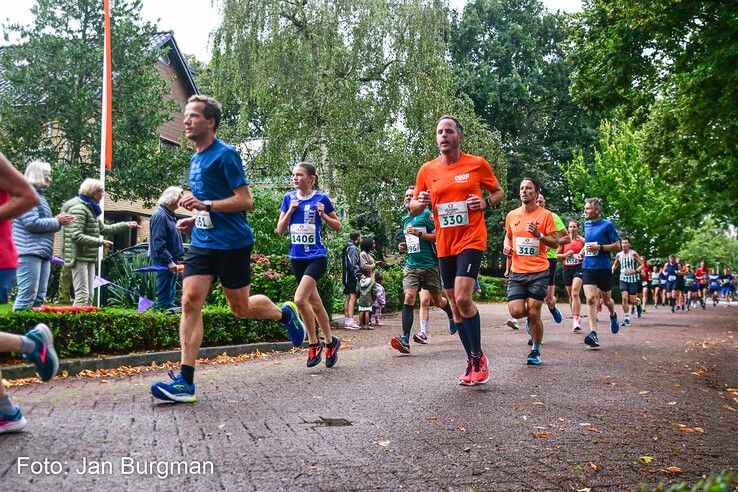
top-left (206, 0), bottom-right (506, 234)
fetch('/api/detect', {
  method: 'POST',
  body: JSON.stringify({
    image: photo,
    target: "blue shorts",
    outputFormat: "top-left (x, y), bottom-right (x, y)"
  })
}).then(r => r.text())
top-left (666, 281), bottom-right (677, 292)
top-left (722, 287), bottom-right (732, 295)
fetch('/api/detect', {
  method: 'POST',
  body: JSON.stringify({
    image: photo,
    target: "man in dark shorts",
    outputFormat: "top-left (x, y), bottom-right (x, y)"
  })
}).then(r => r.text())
top-left (151, 95), bottom-right (305, 403)
top-left (581, 197), bottom-right (621, 348)
top-left (341, 230), bottom-right (362, 329)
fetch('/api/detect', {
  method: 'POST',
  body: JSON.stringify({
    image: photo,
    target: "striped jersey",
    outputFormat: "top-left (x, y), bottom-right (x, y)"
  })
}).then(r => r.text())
top-left (617, 250), bottom-right (639, 283)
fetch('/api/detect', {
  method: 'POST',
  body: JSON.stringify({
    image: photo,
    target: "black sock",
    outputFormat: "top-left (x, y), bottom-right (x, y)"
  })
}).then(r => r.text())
top-left (456, 323), bottom-right (472, 359)
top-left (180, 364), bottom-right (195, 385)
top-left (462, 312), bottom-right (482, 355)
top-left (280, 308), bottom-right (291, 324)
top-left (440, 302), bottom-right (454, 319)
top-left (401, 304), bottom-right (414, 339)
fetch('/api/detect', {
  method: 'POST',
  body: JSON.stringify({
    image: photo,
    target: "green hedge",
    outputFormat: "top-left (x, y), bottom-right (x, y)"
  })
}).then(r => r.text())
top-left (0, 307), bottom-right (287, 358)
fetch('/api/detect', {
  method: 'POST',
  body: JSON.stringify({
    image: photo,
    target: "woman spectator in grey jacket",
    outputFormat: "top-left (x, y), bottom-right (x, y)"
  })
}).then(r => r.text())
top-left (12, 161), bottom-right (75, 310)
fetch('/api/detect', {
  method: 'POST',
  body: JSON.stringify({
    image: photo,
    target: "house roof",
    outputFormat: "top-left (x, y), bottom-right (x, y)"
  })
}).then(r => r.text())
top-left (0, 31), bottom-right (198, 97)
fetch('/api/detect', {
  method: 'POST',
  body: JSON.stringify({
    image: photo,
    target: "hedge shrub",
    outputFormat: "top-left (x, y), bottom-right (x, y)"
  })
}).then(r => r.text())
top-left (0, 307), bottom-right (287, 358)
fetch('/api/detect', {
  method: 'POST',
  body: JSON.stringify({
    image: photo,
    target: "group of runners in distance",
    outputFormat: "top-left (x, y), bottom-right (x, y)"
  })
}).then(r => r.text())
top-left (1, 95), bottom-right (736, 433)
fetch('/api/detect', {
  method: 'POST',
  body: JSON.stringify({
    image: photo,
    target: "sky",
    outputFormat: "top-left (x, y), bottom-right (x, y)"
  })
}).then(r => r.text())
top-left (2, 0), bottom-right (582, 62)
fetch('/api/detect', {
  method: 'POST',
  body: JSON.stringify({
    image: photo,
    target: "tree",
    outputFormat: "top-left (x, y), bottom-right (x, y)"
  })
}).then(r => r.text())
top-left (449, 0), bottom-right (602, 216)
top-left (568, 0), bottom-right (738, 222)
top-left (563, 120), bottom-right (699, 258)
top-left (678, 217), bottom-right (738, 272)
top-left (207, 0), bottom-right (507, 255)
top-left (0, 0), bottom-right (190, 210)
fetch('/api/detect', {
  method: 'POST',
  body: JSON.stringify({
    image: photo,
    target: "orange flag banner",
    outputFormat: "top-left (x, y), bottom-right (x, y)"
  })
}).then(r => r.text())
top-left (100, 0), bottom-right (112, 171)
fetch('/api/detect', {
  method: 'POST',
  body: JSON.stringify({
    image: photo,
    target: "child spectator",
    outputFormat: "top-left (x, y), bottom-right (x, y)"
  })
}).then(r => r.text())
top-left (373, 272), bottom-right (386, 326)
top-left (357, 265), bottom-right (377, 329)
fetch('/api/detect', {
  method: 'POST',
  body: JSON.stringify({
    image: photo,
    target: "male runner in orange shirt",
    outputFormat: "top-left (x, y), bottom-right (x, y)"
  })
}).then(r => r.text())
top-left (412, 116), bottom-right (504, 385)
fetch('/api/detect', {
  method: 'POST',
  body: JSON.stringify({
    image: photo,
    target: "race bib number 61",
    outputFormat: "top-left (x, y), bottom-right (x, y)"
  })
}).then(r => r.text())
top-left (437, 201), bottom-right (469, 228)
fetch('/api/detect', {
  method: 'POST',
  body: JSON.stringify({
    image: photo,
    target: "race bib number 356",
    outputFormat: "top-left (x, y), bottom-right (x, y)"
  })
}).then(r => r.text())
top-left (437, 201), bottom-right (469, 228)
top-left (290, 223), bottom-right (316, 245)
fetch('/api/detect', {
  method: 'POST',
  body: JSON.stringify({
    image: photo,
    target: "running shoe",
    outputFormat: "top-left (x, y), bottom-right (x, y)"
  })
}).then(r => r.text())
top-left (448, 320), bottom-right (458, 335)
top-left (621, 318), bottom-right (631, 327)
top-left (584, 331), bottom-right (600, 348)
top-left (506, 319), bottom-right (519, 330)
top-left (390, 336), bottom-right (410, 354)
top-left (325, 337), bottom-right (341, 368)
top-left (527, 337), bottom-right (533, 346)
top-left (307, 343), bottom-right (323, 367)
top-left (458, 359), bottom-right (473, 386)
top-left (630, 306), bottom-right (635, 315)
top-left (526, 349), bottom-right (541, 366)
top-left (572, 324), bottom-right (582, 333)
top-left (469, 353), bottom-right (490, 385)
top-left (0, 406), bottom-right (27, 434)
top-left (610, 314), bottom-right (619, 334)
top-left (23, 323), bottom-right (59, 382)
top-left (151, 369), bottom-right (196, 403)
top-left (636, 301), bottom-right (642, 318)
top-left (412, 332), bottom-right (428, 344)
top-left (281, 302), bottom-right (306, 346)
top-left (550, 306), bottom-right (563, 324)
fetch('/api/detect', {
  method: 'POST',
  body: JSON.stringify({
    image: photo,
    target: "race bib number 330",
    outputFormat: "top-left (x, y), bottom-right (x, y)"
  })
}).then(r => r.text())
top-left (437, 201), bottom-right (469, 228)
top-left (290, 224), bottom-right (316, 245)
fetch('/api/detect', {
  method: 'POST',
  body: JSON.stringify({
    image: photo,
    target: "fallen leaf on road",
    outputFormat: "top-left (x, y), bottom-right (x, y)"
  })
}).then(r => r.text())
top-left (458, 426), bottom-right (466, 432)
top-left (463, 447), bottom-right (471, 452)
top-left (426, 416), bottom-right (437, 421)
top-left (100, 380), bottom-right (109, 384)
top-left (723, 405), bottom-right (736, 412)
top-left (639, 390), bottom-right (650, 395)
top-left (532, 401), bottom-right (544, 406)
top-left (218, 423), bottom-right (225, 429)
top-left (667, 402), bottom-right (677, 405)
top-left (673, 384), bottom-right (682, 388)
top-left (588, 462), bottom-right (600, 471)
top-left (374, 440), bottom-right (391, 447)
top-left (574, 488), bottom-right (591, 492)
top-left (675, 424), bottom-right (704, 433)
top-left (513, 405), bottom-right (526, 410)
top-left (587, 427), bottom-right (602, 433)
top-left (640, 456), bottom-right (654, 463)
top-left (660, 466), bottom-right (683, 474)
top-left (531, 431), bottom-right (551, 438)
top-left (579, 422), bottom-right (591, 426)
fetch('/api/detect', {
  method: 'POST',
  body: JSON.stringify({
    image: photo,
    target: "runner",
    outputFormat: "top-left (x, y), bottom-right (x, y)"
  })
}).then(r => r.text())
top-left (659, 264), bottom-right (669, 306)
top-left (639, 259), bottom-right (651, 313)
top-left (695, 260), bottom-right (708, 307)
top-left (683, 264), bottom-right (703, 310)
top-left (557, 219), bottom-right (585, 332)
top-left (535, 193), bottom-right (569, 325)
top-left (721, 268), bottom-right (735, 306)
top-left (341, 231), bottom-right (362, 329)
top-left (412, 115), bottom-right (504, 385)
top-left (391, 186), bottom-right (456, 353)
top-left (708, 268), bottom-right (721, 306)
top-left (611, 238), bottom-right (644, 327)
top-left (675, 257), bottom-right (686, 311)
top-left (276, 162), bottom-right (342, 368)
top-left (504, 178), bottom-right (558, 365)
top-left (665, 255), bottom-right (679, 312)
top-left (581, 197), bottom-right (621, 348)
top-left (0, 152), bottom-right (60, 433)
top-left (650, 265), bottom-right (662, 308)
top-left (151, 95), bottom-right (306, 403)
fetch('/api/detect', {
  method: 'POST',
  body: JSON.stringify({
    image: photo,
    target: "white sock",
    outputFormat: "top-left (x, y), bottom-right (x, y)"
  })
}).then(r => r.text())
top-left (420, 319), bottom-right (428, 333)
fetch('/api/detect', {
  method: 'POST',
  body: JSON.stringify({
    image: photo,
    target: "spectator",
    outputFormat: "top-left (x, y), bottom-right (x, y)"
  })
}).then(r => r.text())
top-left (12, 161), bottom-right (75, 310)
top-left (148, 186), bottom-right (184, 311)
top-left (63, 178), bottom-right (138, 306)
top-left (341, 230), bottom-right (362, 329)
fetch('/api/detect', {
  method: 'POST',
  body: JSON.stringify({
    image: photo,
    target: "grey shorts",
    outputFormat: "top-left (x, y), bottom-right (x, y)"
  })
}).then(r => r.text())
top-left (507, 270), bottom-right (548, 302)
top-left (403, 266), bottom-right (442, 294)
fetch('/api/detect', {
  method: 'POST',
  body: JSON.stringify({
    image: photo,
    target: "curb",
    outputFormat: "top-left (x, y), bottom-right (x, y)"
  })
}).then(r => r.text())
top-left (0, 340), bottom-right (307, 380)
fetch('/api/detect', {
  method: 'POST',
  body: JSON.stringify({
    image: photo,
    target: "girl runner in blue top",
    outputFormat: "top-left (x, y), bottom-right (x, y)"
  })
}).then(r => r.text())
top-left (277, 162), bottom-right (342, 368)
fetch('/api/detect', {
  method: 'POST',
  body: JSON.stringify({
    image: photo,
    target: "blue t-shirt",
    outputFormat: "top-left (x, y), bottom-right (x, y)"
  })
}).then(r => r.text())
top-left (582, 219), bottom-right (619, 270)
top-left (666, 262), bottom-right (679, 280)
top-left (189, 139), bottom-right (253, 250)
top-left (280, 190), bottom-right (335, 260)
top-left (708, 274), bottom-right (720, 289)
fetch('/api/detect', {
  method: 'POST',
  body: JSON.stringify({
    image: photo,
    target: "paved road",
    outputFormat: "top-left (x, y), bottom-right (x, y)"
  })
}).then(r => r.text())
top-left (1, 302), bottom-right (736, 491)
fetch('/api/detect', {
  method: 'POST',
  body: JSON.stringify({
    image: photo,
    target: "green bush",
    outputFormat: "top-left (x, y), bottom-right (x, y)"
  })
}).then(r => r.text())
top-left (476, 274), bottom-right (508, 302)
top-left (638, 471), bottom-right (734, 492)
top-left (0, 307), bottom-right (287, 358)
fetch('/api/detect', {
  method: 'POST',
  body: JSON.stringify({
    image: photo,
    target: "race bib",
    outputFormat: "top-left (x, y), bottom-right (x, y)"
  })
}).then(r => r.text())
top-left (564, 254), bottom-right (581, 266)
top-left (437, 201), bottom-right (469, 228)
top-left (515, 237), bottom-right (540, 256)
top-left (194, 210), bottom-right (214, 230)
top-left (668, 275), bottom-right (676, 281)
top-left (584, 242), bottom-right (598, 257)
top-left (404, 227), bottom-right (426, 254)
top-left (290, 223), bottom-right (316, 245)
top-left (642, 281), bottom-right (648, 287)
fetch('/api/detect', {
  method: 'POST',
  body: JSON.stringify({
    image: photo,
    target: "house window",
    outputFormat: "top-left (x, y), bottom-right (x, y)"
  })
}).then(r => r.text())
top-left (106, 212), bottom-right (139, 252)
top-left (160, 138), bottom-right (179, 151)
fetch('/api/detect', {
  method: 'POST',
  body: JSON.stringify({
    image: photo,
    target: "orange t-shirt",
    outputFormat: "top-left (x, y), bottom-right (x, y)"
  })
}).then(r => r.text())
top-left (505, 205), bottom-right (556, 274)
top-left (414, 153), bottom-right (499, 257)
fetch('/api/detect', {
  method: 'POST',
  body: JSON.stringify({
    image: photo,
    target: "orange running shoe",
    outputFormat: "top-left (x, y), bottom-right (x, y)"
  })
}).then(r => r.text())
top-left (469, 353), bottom-right (490, 385)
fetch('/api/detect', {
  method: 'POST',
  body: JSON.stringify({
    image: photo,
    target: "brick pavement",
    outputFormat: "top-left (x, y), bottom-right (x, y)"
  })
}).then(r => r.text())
top-left (0, 302), bottom-right (736, 491)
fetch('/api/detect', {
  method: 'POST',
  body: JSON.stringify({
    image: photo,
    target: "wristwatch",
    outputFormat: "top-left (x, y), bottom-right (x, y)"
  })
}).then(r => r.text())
top-left (203, 200), bottom-right (213, 212)
top-left (537, 231), bottom-right (544, 240)
top-left (485, 196), bottom-right (494, 209)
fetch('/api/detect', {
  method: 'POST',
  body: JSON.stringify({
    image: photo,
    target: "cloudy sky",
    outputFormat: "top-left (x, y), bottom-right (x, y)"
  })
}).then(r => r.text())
top-left (2, 0), bottom-right (582, 62)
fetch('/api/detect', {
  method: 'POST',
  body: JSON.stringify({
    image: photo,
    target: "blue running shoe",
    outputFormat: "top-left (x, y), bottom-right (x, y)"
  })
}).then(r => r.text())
top-left (0, 405), bottom-right (27, 434)
top-left (325, 337), bottom-right (341, 368)
top-left (526, 349), bottom-right (541, 366)
top-left (449, 320), bottom-right (458, 335)
top-left (550, 306), bottom-right (563, 323)
top-left (23, 323), bottom-right (59, 382)
top-left (525, 319), bottom-right (530, 334)
top-left (636, 301), bottom-right (642, 318)
top-left (151, 369), bottom-right (196, 403)
top-left (621, 318), bottom-right (631, 327)
top-left (610, 314), bottom-right (619, 334)
top-left (584, 331), bottom-right (600, 348)
top-left (281, 301), bottom-right (306, 347)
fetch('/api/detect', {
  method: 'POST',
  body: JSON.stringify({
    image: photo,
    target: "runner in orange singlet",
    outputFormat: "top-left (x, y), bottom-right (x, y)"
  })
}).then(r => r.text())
top-left (412, 116), bottom-right (504, 386)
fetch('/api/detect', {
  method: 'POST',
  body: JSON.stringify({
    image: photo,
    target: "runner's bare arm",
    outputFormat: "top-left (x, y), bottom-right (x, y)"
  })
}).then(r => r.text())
top-left (321, 211), bottom-right (342, 232)
top-left (612, 255), bottom-right (620, 274)
top-left (0, 152), bottom-right (39, 221)
top-left (484, 183), bottom-right (504, 209)
top-left (557, 227), bottom-right (570, 246)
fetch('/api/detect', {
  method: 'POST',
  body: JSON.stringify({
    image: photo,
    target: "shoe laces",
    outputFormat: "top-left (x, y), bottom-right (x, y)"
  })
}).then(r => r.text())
top-left (464, 359), bottom-right (473, 376)
top-left (167, 369), bottom-right (177, 381)
top-left (309, 344), bottom-right (322, 359)
top-left (472, 354), bottom-right (482, 372)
